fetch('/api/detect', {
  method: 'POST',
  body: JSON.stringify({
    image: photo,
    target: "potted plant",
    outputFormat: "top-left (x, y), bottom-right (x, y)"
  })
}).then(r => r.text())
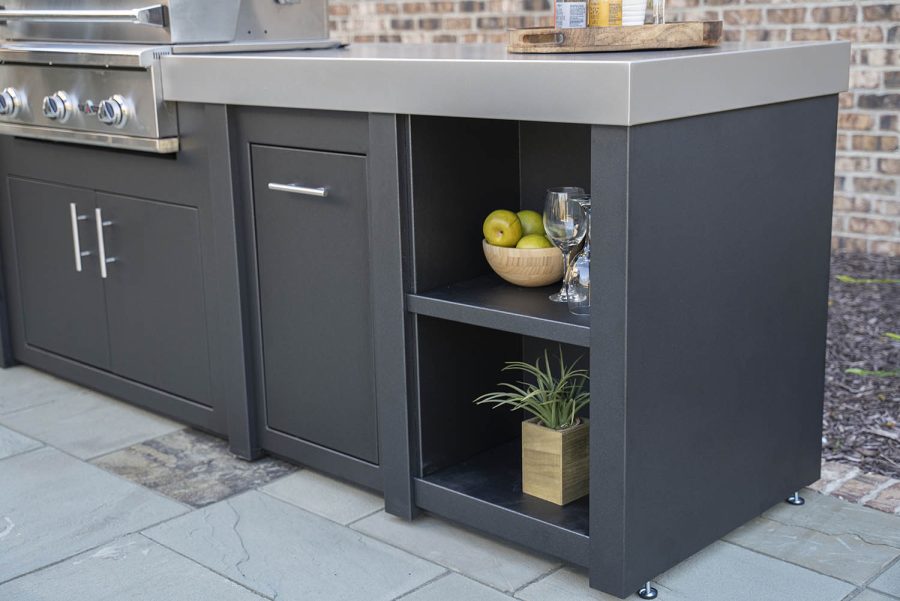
top-left (474, 349), bottom-right (590, 505)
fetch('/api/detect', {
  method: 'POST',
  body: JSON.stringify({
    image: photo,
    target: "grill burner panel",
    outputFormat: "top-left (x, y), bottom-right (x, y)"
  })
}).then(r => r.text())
top-left (0, 0), bottom-right (333, 152)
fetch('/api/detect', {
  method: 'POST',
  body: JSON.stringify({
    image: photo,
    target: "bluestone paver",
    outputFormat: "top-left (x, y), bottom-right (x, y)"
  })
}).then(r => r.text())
top-left (261, 468), bottom-right (383, 525)
top-left (352, 511), bottom-right (559, 593)
top-left (0, 447), bottom-right (186, 583)
top-left (764, 490), bottom-right (900, 549)
top-left (852, 590), bottom-right (900, 601)
top-left (401, 573), bottom-right (516, 601)
top-left (0, 424), bottom-right (41, 460)
top-left (0, 534), bottom-right (266, 601)
top-left (518, 542), bottom-right (854, 601)
top-left (0, 388), bottom-right (183, 459)
top-left (871, 561), bottom-right (900, 597)
top-left (0, 366), bottom-right (81, 416)
top-left (144, 491), bottom-right (444, 601)
top-left (725, 516), bottom-right (900, 584)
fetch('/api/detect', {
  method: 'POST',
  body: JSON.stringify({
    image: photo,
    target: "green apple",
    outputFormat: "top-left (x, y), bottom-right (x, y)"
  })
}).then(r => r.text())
top-left (483, 210), bottom-right (523, 247)
top-left (516, 234), bottom-right (553, 249)
top-left (517, 210), bottom-right (545, 237)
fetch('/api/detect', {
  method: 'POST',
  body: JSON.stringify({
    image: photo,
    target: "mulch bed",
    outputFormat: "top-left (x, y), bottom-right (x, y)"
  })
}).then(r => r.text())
top-left (823, 252), bottom-right (900, 479)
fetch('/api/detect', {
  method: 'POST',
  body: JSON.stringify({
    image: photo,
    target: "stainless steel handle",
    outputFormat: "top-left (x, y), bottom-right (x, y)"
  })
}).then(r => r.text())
top-left (268, 182), bottom-right (329, 198)
top-left (0, 5), bottom-right (165, 27)
top-left (94, 208), bottom-right (115, 279)
top-left (69, 202), bottom-right (90, 272)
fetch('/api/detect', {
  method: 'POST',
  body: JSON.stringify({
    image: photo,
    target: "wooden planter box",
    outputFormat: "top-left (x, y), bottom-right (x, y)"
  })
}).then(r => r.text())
top-left (522, 417), bottom-right (589, 505)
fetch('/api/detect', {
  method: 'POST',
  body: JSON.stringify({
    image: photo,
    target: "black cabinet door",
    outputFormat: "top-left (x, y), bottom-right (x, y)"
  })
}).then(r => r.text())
top-left (8, 178), bottom-right (110, 368)
top-left (97, 192), bottom-right (213, 406)
top-left (252, 145), bottom-right (378, 464)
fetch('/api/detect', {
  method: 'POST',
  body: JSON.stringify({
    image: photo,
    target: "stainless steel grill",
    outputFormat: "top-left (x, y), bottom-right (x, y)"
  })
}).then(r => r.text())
top-left (0, 0), bottom-right (335, 152)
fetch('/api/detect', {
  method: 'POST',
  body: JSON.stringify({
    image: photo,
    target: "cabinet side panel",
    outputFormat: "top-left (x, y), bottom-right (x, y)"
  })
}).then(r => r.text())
top-left (620, 96), bottom-right (838, 592)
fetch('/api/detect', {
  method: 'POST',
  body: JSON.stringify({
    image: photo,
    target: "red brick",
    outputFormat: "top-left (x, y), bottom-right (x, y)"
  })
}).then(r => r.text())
top-left (839, 92), bottom-right (854, 109)
top-left (879, 158), bottom-right (900, 175)
top-left (476, 16), bottom-right (504, 29)
top-left (402, 2), bottom-right (428, 13)
top-left (745, 28), bottom-right (788, 41)
top-left (862, 4), bottom-right (900, 22)
top-left (833, 195), bottom-right (871, 213)
top-left (443, 17), bottom-right (473, 29)
top-left (859, 94), bottom-right (900, 109)
top-left (854, 177), bottom-right (897, 195)
top-left (838, 112), bottom-right (875, 130)
top-left (812, 5), bottom-right (857, 23)
top-left (833, 236), bottom-right (869, 253)
top-left (833, 473), bottom-right (892, 503)
top-left (767, 7), bottom-right (806, 23)
top-left (877, 200), bottom-right (900, 216)
top-left (848, 217), bottom-right (896, 236)
top-left (837, 26), bottom-right (885, 43)
top-left (870, 240), bottom-right (900, 256)
top-left (791, 28), bottom-right (830, 41)
top-left (724, 8), bottom-right (762, 25)
top-left (429, 2), bottom-right (456, 12)
top-left (852, 135), bottom-right (899, 152)
top-left (835, 156), bottom-right (871, 172)
top-left (886, 71), bottom-right (900, 89)
top-left (850, 69), bottom-right (881, 89)
top-left (375, 3), bottom-right (401, 14)
top-left (864, 482), bottom-right (900, 514)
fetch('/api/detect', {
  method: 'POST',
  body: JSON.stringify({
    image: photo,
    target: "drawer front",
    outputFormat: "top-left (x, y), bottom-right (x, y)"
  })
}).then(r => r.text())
top-left (252, 144), bottom-right (378, 464)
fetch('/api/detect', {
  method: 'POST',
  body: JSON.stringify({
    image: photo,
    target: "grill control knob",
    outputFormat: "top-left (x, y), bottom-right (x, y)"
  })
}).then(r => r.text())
top-left (0, 88), bottom-right (21, 117)
top-left (42, 91), bottom-right (72, 123)
top-left (98, 95), bottom-right (128, 128)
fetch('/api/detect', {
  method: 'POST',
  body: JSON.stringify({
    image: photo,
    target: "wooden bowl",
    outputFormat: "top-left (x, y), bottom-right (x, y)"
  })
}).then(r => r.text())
top-left (482, 239), bottom-right (564, 287)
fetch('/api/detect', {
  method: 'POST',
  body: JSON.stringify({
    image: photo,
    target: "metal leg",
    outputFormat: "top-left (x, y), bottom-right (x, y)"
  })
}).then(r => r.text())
top-left (785, 491), bottom-right (805, 506)
top-left (638, 581), bottom-right (659, 599)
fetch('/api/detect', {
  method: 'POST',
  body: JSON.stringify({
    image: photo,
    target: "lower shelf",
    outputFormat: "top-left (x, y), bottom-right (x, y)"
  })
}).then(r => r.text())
top-left (414, 440), bottom-right (590, 567)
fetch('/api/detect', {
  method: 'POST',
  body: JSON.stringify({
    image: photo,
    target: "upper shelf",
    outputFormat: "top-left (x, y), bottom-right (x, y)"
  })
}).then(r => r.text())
top-left (407, 275), bottom-right (590, 347)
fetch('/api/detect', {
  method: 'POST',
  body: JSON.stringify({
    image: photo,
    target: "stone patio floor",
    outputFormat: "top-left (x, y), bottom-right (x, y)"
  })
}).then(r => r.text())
top-left (1, 365), bottom-right (899, 601)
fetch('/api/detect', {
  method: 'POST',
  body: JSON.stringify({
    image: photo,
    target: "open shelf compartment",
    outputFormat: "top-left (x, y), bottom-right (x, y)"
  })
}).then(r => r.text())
top-left (415, 439), bottom-right (589, 567)
top-left (409, 314), bottom-right (591, 566)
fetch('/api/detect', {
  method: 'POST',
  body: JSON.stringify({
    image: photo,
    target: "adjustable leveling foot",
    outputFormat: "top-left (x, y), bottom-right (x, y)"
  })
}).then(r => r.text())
top-left (638, 581), bottom-right (659, 599)
top-left (785, 491), bottom-right (805, 506)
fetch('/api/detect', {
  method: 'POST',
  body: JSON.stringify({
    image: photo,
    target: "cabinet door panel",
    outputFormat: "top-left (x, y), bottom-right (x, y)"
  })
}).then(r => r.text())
top-left (252, 145), bottom-right (378, 464)
top-left (9, 178), bottom-right (110, 368)
top-left (97, 193), bottom-right (212, 406)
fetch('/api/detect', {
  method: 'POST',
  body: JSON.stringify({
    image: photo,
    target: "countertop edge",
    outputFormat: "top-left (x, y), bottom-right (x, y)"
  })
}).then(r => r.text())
top-left (160, 42), bottom-right (851, 125)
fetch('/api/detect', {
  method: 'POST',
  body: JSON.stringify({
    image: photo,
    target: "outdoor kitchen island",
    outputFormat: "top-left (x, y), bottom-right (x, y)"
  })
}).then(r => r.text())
top-left (29, 42), bottom-right (858, 599)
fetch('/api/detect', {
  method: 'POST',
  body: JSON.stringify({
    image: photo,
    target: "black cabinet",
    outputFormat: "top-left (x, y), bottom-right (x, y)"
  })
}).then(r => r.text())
top-left (9, 178), bottom-right (110, 369)
top-left (5, 179), bottom-right (213, 407)
top-left (98, 193), bottom-right (212, 405)
top-left (251, 145), bottom-right (377, 464)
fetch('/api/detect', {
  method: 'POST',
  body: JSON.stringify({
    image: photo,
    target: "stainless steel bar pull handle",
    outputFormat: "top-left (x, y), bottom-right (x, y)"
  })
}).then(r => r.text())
top-left (94, 208), bottom-right (116, 279)
top-left (0, 5), bottom-right (165, 27)
top-left (69, 203), bottom-right (90, 272)
top-left (268, 182), bottom-right (329, 198)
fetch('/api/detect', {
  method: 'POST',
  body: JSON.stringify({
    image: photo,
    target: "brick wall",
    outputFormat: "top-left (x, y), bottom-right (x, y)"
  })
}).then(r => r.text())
top-left (329, 0), bottom-right (900, 255)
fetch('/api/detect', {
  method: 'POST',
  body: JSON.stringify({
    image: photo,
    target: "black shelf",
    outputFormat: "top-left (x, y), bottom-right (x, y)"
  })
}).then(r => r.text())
top-left (406, 275), bottom-right (590, 347)
top-left (414, 440), bottom-right (590, 567)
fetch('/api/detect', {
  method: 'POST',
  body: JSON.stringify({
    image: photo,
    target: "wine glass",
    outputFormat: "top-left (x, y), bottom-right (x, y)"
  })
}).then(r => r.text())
top-left (568, 194), bottom-right (591, 315)
top-left (544, 189), bottom-right (588, 303)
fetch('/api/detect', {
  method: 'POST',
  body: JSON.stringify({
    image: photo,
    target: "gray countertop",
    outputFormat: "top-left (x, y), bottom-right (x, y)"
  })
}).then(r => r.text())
top-left (160, 41), bottom-right (850, 125)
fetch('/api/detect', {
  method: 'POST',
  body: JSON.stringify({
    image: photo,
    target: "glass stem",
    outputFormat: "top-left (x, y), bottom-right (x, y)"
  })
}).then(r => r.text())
top-left (562, 249), bottom-right (574, 294)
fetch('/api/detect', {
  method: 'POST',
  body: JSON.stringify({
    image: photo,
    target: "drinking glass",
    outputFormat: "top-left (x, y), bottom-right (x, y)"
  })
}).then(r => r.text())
top-left (568, 194), bottom-right (591, 315)
top-left (544, 188), bottom-right (588, 303)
